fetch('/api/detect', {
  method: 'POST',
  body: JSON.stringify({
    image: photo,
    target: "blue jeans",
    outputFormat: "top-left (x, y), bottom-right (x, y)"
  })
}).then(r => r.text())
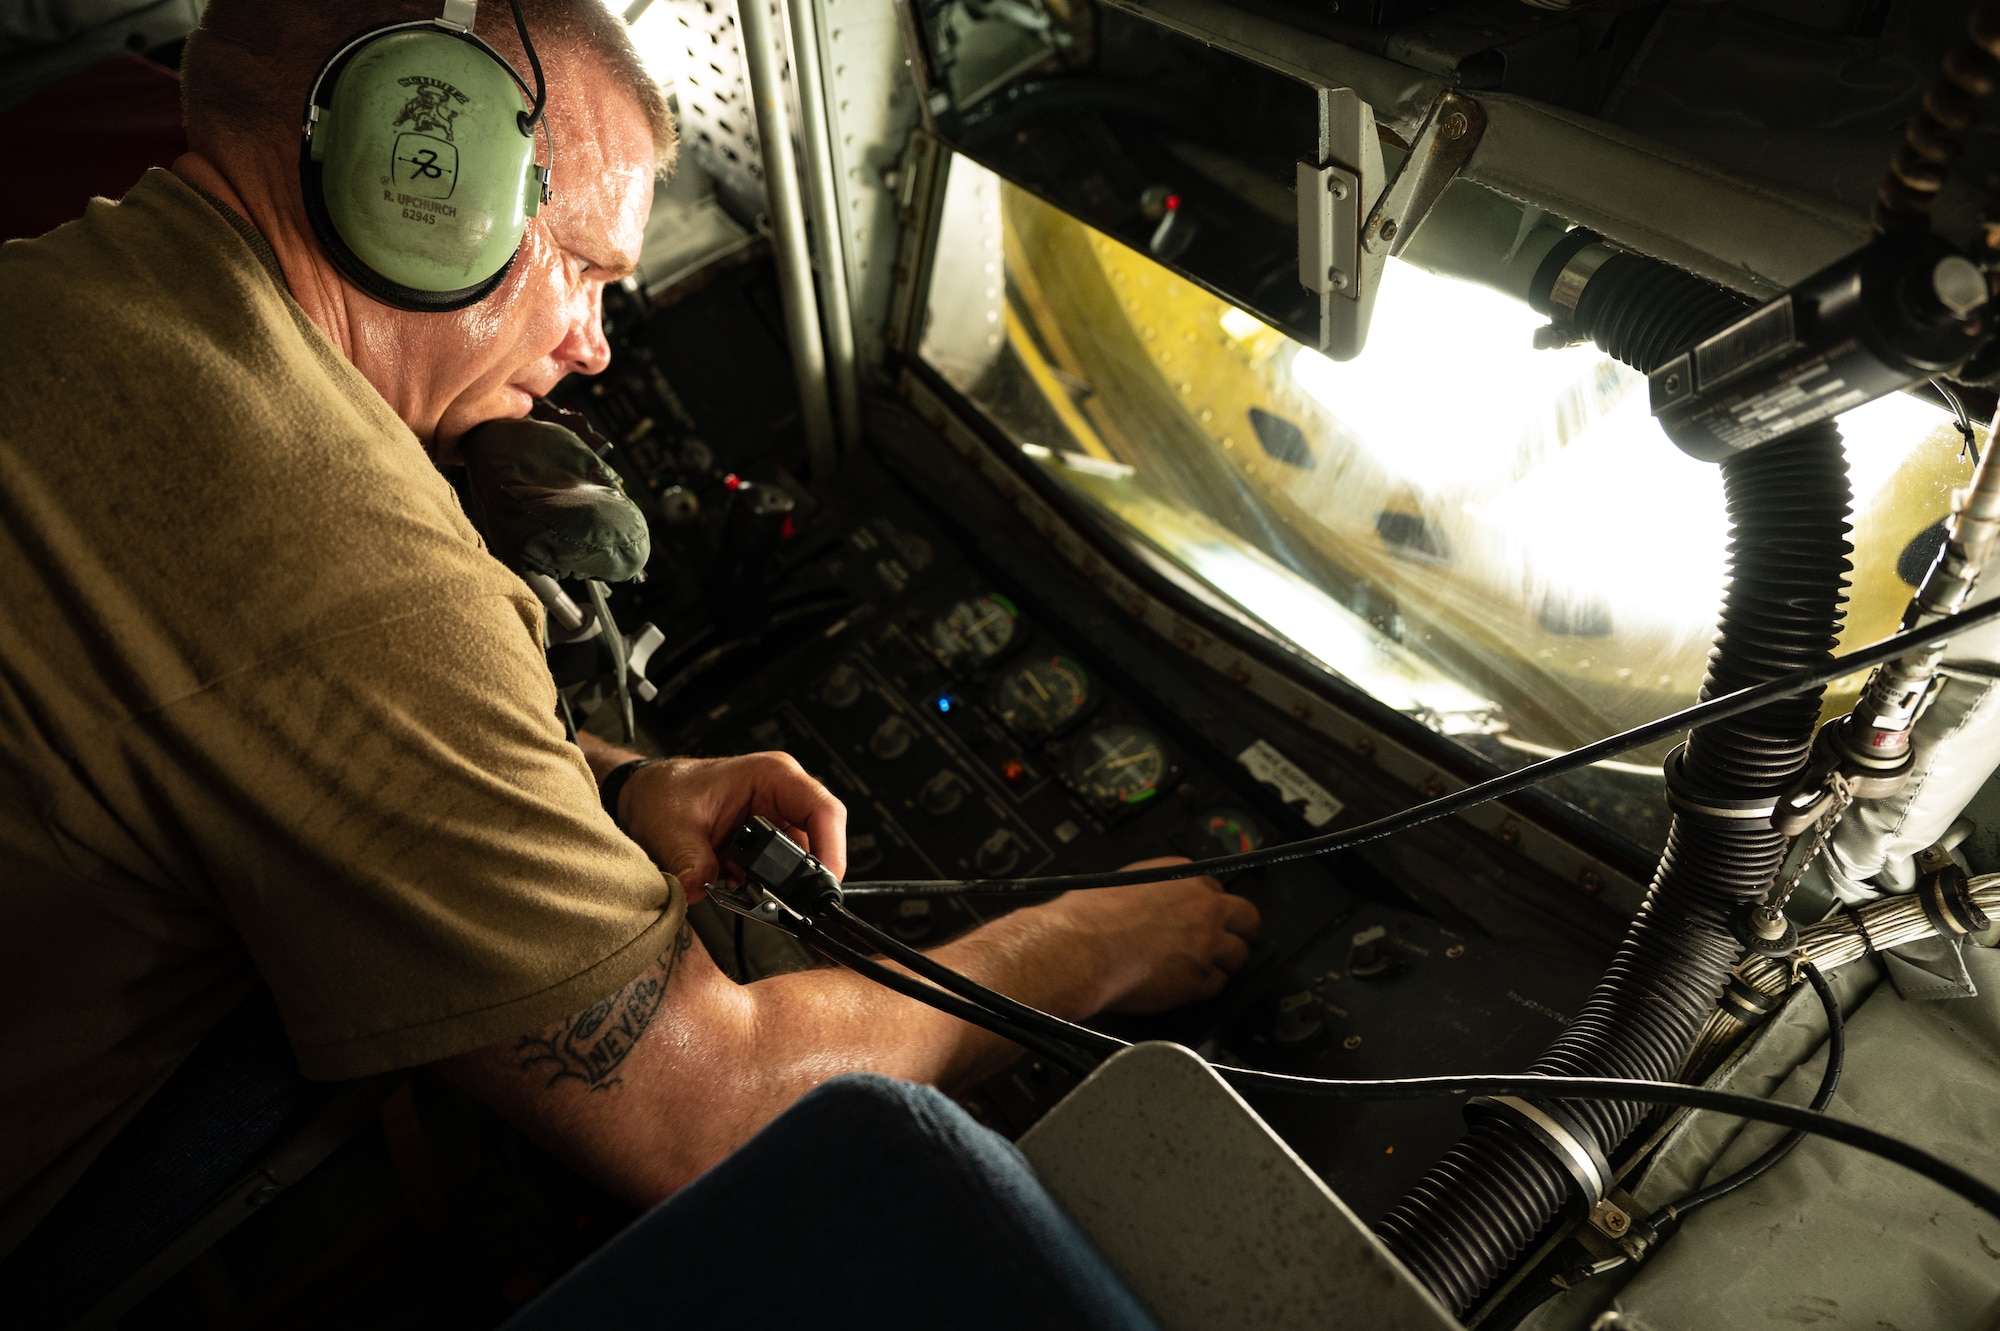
top-left (502, 1074), bottom-right (1160, 1330)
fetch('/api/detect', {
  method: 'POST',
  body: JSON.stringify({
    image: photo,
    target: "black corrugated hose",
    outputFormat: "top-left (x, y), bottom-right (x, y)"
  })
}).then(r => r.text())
top-left (1373, 251), bottom-right (1854, 1313)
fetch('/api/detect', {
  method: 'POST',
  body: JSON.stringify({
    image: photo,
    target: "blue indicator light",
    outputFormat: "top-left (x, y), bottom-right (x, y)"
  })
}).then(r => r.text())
top-left (936, 696), bottom-right (955, 714)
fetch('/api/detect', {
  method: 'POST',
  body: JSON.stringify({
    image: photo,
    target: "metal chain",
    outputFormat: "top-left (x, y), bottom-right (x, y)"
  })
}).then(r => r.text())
top-left (1768, 776), bottom-right (1855, 918)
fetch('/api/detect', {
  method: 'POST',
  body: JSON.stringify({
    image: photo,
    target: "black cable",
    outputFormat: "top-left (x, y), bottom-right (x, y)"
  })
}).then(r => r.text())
top-left (1659, 961), bottom-right (1844, 1225)
top-left (794, 917), bottom-right (1101, 1078)
top-left (827, 903), bottom-right (1124, 1057)
top-left (1844, 903), bottom-right (1886, 968)
top-left (843, 593), bottom-right (2000, 898)
top-left (508, 0), bottom-right (548, 132)
top-left (1934, 379), bottom-right (1982, 463)
top-left (780, 905), bottom-right (2000, 1222)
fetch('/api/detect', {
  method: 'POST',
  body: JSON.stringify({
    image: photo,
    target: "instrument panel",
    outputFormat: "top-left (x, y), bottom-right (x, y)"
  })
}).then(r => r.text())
top-left (556, 271), bottom-right (1608, 1226)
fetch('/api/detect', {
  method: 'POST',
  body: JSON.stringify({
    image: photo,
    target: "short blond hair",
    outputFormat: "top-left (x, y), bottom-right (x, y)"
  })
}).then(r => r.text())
top-left (184, 0), bottom-right (677, 176)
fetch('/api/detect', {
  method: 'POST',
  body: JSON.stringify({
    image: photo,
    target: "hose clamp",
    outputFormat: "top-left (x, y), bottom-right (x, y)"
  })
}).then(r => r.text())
top-left (1917, 862), bottom-right (1990, 936)
top-left (1719, 973), bottom-right (1781, 1023)
top-left (1547, 243), bottom-right (1618, 322)
top-left (1467, 1095), bottom-right (1611, 1218)
top-left (1662, 743), bottom-right (1778, 830)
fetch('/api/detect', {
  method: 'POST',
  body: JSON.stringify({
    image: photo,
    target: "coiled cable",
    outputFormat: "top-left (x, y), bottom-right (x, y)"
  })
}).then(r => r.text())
top-left (1873, 3), bottom-right (2000, 237)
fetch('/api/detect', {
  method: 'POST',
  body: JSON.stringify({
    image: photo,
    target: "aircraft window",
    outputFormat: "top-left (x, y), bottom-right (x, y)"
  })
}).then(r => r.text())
top-left (919, 155), bottom-right (1984, 853)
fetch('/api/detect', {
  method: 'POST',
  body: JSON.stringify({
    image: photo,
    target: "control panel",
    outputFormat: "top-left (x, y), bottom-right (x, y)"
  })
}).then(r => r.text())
top-left (553, 272), bottom-right (1604, 1228)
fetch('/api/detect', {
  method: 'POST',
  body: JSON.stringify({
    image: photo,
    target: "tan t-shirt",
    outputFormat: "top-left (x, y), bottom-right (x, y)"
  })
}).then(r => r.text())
top-left (0, 170), bottom-right (685, 1255)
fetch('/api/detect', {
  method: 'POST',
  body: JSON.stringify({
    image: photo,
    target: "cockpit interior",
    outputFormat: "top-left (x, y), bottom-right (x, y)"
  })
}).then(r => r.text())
top-left (4, 0), bottom-right (2000, 1327)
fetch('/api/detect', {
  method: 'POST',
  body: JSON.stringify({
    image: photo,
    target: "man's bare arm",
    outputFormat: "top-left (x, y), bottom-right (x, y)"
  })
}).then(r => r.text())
top-left (439, 868), bottom-right (1254, 1204)
top-left (507, 924), bottom-right (695, 1091)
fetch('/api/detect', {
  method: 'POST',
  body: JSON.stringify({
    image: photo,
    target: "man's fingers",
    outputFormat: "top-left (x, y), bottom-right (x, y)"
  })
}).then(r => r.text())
top-left (800, 801), bottom-right (847, 879)
top-left (1213, 931), bottom-right (1251, 974)
top-left (667, 841), bottom-right (721, 896)
top-left (746, 753), bottom-right (847, 879)
top-left (1120, 854), bottom-right (1196, 875)
top-left (1219, 894), bottom-right (1261, 938)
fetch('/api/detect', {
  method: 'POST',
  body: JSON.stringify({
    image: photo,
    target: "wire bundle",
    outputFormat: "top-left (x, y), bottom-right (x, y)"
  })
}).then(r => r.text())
top-left (1684, 878), bottom-right (2000, 1080)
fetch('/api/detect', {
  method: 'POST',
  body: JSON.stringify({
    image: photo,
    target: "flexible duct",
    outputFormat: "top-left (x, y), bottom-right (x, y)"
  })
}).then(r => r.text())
top-left (1374, 247), bottom-right (1854, 1313)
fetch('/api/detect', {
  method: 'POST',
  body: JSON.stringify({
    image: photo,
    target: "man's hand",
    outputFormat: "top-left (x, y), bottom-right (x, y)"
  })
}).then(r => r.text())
top-left (1035, 857), bottom-right (1259, 1014)
top-left (618, 753), bottom-right (846, 900)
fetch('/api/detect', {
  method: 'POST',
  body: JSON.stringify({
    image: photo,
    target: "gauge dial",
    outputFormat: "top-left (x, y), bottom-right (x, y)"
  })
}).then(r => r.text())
top-left (992, 654), bottom-right (1091, 735)
top-left (1194, 809), bottom-right (1263, 856)
top-left (820, 662), bottom-right (864, 709)
top-left (929, 594), bottom-right (1019, 668)
top-left (1066, 724), bottom-right (1168, 808)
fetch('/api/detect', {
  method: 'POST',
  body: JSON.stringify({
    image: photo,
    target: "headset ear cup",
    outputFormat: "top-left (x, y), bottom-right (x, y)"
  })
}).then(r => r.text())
top-left (298, 22), bottom-right (539, 313)
top-left (299, 149), bottom-right (517, 312)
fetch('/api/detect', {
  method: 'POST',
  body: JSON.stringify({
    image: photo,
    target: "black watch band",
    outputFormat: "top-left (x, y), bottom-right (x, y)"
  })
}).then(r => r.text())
top-left (599, 757), bottom-right (662, 826)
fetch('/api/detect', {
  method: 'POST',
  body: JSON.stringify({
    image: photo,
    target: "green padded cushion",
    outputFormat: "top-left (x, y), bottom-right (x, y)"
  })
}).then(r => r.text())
top-left (459, 415), bottom-right (650, 583)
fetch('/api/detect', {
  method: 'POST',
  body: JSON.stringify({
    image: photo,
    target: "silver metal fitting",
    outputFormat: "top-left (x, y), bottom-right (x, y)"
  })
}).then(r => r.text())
top-left (1547, 243), bottom-right (1618, 322)
top-left (1932, 254), bottom-right (1989, 319)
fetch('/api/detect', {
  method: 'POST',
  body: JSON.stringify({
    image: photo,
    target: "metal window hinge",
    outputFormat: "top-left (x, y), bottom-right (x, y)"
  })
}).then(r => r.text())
top-left (1361, 89), bottom-right (1486, 260)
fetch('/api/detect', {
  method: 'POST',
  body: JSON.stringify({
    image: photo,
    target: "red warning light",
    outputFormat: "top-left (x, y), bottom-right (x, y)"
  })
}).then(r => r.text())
top-left (723, 473), bottom-right (743, 490)
top-left (1001, 760), bottom-right (1028, 785)
top-left (1164, 193), bottom-right (1182, 212)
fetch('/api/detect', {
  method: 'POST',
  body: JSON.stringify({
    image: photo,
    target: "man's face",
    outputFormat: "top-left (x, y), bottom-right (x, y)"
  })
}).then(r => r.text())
top-left (351, 52), bottom-right (655, 457)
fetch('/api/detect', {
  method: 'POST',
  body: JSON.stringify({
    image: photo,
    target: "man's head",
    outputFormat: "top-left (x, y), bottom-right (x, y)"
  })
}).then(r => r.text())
top-left (180, 1), bottom-right (673, 452)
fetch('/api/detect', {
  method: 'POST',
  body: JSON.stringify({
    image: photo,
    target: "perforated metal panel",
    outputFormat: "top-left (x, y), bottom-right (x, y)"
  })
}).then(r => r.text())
top-left (646, 0), bottom-right (922, 371)
top-left (655, 0), bottom-right (774, 224)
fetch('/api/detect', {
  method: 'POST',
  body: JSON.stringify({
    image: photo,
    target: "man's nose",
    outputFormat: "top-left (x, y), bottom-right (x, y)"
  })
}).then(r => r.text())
top-left (560, 288), bottom-right (612, 376)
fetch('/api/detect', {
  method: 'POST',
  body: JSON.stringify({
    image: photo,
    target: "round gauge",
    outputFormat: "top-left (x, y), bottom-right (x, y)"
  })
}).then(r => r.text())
top-left (1194, 809), bottom-right (1263, 856)
top-left (929, 594), bottom-right (1019, 668)
top-left (1066, 724), bottom-right (1168, 808)
top-left (820, 662), bottom-right (864, 709)
top-left (992, 654), bottom-right (1091, 735)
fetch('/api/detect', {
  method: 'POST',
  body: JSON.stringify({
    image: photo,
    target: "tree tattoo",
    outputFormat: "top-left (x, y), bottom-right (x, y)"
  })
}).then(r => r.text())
top-left (513, 925), bottom-right (693, 1091)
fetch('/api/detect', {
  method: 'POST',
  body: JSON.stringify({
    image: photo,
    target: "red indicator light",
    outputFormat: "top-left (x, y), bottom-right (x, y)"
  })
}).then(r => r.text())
top-left (723, 473), bottom-right (743, 490)
top-left (1001, 760), bottom-right (1027, 784)
top-left (1164, 193), bottom-right (1182, 212)
top-left (780, 515), bottom-right (797, 540)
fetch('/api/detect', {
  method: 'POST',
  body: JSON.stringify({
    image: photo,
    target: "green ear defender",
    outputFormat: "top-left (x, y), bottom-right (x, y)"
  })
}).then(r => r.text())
top-left (300, 0), bottom-right (555, 312)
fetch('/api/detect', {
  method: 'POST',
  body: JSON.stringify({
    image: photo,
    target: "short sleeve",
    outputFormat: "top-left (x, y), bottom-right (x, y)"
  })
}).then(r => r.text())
top-left (130, 592), bottom-right (685, 1079)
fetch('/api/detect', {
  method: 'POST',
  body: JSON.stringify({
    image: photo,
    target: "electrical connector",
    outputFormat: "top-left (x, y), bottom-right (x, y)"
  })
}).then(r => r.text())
top-left (721, 816), bottom-right (843, 920)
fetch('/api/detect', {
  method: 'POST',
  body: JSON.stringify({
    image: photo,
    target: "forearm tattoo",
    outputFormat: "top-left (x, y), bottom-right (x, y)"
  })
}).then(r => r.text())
top-left (513, 924), bottom-right (693, 1091)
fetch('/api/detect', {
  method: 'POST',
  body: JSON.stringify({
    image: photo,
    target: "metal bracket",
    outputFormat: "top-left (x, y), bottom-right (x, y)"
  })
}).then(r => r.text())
top-left (1296, 160), bottom-right (1361, 299)
top-left (1361, 89), bottom-right (1486, 260)
top-left (1573, 1187), bottom-right (1660, 1267)
top-left (1294, 85), bottom-right (1385, 359)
